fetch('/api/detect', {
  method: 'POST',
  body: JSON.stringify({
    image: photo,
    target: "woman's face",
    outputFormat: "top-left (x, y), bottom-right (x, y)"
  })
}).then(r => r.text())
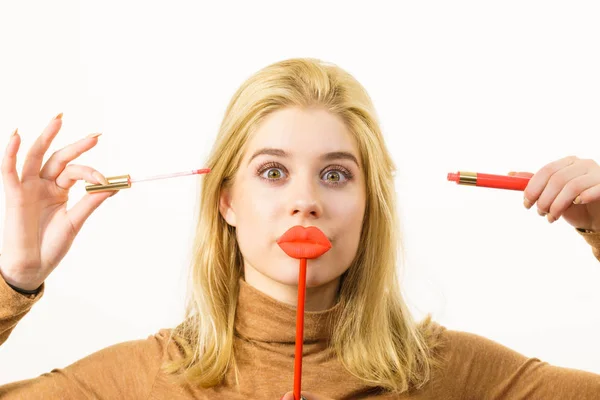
top-left (220, 107), bottom-right (366, 292)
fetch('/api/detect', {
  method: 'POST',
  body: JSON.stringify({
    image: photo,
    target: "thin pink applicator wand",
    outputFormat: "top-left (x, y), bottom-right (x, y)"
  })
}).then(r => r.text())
top-left (85, 168), bottom-right (211, 193)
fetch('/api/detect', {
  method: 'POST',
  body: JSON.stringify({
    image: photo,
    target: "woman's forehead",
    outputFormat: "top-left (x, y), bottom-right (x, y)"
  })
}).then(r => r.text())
top-left (243, 108), bottom-right (360, 164)
top-left (253, 107), bottom-right (349, 138)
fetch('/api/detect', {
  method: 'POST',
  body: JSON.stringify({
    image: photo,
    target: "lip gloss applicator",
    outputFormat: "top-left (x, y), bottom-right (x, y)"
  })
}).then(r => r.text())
top-left (447, 171), bottom-right (530, 191)
top-left (277, 226), bottom-right (333, 400)
top-left (85, 168), bottom-right (211, 193)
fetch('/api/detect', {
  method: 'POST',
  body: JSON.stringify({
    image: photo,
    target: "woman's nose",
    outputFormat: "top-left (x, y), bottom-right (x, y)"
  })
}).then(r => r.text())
top-left (291, 199), bottom-right (320, 219)
top-left (289, 174), bottom-right (322, 218)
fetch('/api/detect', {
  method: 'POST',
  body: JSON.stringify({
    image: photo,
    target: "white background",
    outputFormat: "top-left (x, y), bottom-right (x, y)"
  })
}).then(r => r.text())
top-left (1, 0), bottom-right (599, 385)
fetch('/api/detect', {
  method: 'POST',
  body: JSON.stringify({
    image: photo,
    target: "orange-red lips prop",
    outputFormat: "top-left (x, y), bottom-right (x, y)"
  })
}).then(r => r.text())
top-left (277, 225), bottom-right (332, 400)
top-left (276, 225), bottom-right (332, 259)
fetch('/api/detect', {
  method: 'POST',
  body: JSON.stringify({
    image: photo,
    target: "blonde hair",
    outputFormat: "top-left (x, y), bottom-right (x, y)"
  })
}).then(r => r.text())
top-left (162, 58), bottom-right (444, 393)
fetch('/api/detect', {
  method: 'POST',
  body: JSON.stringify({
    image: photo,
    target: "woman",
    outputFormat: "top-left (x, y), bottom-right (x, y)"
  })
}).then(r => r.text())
top-left (1, 58), bottom-right (600, 399)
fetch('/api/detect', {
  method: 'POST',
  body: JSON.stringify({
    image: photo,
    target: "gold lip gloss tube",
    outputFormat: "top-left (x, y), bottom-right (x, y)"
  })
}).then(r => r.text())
top-left (85, 175), bottom-right (132, 193)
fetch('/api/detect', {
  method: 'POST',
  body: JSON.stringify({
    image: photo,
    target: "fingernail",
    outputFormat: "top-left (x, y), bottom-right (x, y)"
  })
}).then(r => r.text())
top-left (92, 171), bottom-right (109, 185)
top-left (573, 196), bottom-right (582, 205)
top-left (11, 128), bottom-right (18, 137)
top-left (86, 132), bottom-right (102, 139)
top-left (537, 208), bottom-right (547, 217)
top-left (523, 197), bottom-right (533, 209)
top-left (109, 190), bottom-right (118, 197)
top-left (54, 112), bottom-right (63, 120)
top-left (508, 171), bottom-right (516, 176)
top-left (547, 214), bottom-right (556, 223)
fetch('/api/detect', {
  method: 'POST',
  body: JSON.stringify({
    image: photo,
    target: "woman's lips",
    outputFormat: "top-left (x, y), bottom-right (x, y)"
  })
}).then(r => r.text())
top-left (277, 225), bottom-right (332, 259)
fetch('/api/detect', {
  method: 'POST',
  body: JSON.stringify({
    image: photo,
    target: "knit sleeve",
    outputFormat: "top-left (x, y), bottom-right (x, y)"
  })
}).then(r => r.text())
top-left (0, 270), bottom-right (45, 347)
top-left (1, 271), bottom-right (170, 399)
top-left (576, 228), bottom-right (600, 262)
top-left (0, 328), bottom-right (170, 399)
top-left (436, 329), bottom-right (600, 399)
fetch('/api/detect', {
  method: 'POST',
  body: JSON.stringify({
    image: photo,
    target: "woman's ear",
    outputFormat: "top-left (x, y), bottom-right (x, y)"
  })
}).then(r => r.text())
top-left (219, 187), bottom-right (237, 227)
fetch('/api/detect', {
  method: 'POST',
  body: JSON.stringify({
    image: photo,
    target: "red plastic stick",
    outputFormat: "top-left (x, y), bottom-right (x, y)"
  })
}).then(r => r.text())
top-left (294, 258), bottom-right (307, 398)
top-left (276, 225), bottom-right (332, 400)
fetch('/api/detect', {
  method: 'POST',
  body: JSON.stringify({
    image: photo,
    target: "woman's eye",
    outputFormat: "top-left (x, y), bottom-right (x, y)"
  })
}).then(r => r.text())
top-left (265, 168), bottom-right (284, 179)
top-left (257, 166), bottom-right (286, 181)
top-left (322, 170), bottom-right (345, 183)
top-left (257, 163), bottom-right (353, 186)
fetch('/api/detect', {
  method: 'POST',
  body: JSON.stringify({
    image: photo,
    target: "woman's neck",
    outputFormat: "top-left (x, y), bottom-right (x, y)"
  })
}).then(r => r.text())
top-left (243, 265), bottom-right (340, 311)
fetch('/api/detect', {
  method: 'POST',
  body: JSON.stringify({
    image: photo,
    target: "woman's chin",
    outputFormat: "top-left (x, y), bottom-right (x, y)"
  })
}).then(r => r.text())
top-left (268, 259), bottom-right (331, 288)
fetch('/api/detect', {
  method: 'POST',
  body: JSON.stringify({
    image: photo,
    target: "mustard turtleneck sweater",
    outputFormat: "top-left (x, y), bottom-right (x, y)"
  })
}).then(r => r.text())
top-left (1, 228), bottom-right (600, 399)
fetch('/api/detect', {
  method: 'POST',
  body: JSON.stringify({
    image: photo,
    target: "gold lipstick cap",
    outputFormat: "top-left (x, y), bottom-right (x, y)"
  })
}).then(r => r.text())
top-left (457, 171), bottom-right (477, 186)
top-left (85, 174), bottom-right (131, 193)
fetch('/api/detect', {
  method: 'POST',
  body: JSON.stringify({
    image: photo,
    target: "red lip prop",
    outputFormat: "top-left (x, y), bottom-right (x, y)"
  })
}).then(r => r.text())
top-left (276, 225), bottom-right (332, 400)
top-left (277, 225), bottom-right (332, 259)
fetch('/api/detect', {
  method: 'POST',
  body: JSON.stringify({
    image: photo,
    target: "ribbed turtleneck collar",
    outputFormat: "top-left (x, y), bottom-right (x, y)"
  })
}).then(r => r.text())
top-left (234, 278), bottom-right (342, 343)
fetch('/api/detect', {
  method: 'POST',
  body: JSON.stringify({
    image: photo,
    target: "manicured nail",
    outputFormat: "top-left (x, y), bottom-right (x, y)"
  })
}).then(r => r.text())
top-left (573, 196), bottom-right (582, 205)
top-left (508, 171), bottom-right (516, 176)
top-left (54, 112), bottom-right (63, 120)
top-left (547, 214), bottom-right (556, 223)
top-left (523, 197), bottom-right (533, 209)
top-left (11, 128), bottom-right (18, 137)
top-left (92, 171), bottom-right (109, 185)
top-left (86, 132), bottom-right (102, 139)
top-left (537, 208), bottom-right (547, 217)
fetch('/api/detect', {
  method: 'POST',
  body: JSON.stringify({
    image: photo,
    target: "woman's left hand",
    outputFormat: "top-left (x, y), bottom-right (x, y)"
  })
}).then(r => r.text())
top-left (280, 391), bottom-right (334, 400)
top-left (510, 156), bottom-right (600, 231)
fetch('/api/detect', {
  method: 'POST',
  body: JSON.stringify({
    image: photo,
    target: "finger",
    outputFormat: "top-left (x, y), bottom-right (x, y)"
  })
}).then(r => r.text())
top-left (21, 113), bottom-right (64, 179)
top-left (508, 171), bottom-right (534, 178)
top-left (531, 160), bottom-right (589, 217)
top-left (548, 175), bottom-right (600, 222)
top-left (39, 133), bottom-right (102, 180)
top-left (55, 164), bottom-right (109, 191)
top-left (523, 155), bottom-right (579, 211)
top-left (66, 190), bottom-right (115, 235)
top-left (574, 182), bottom-right (600, 205)
top-left (1, 129), bottom-right (22, 193)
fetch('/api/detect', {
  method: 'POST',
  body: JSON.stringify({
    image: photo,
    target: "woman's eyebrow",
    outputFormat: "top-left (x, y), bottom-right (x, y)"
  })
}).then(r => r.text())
top-left (247, 147), bottom-right (360, 168)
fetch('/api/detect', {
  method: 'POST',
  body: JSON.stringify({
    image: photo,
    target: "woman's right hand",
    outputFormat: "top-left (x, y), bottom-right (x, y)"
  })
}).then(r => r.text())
top-left (0, 113), bottom-right (117, 292)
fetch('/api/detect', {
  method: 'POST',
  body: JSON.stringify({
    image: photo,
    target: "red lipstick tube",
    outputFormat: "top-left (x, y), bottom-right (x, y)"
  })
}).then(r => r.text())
top-left (447, 171), bottom-right (530, 191)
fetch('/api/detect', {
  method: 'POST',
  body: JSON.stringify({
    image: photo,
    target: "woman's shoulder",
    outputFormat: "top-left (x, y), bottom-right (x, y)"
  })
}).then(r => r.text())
top-left (142, 327), bottom-right (187, 361)
top-left (86, 328), bottom-right (177, 365)
top-left (417, 321), bottom-right (600, 398)
top-left (430, 323), bottom-right (525, 361)
top-left (415, 317), bottom-right (533, 371)
top-left (88, 327), bottom-right (185, 368)
top-left (417, 319), bottom-right (544, 380)
top-left (0, 328), bottom-right (186, 398)
top-left (417, 318), bottom-right (520, 361)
